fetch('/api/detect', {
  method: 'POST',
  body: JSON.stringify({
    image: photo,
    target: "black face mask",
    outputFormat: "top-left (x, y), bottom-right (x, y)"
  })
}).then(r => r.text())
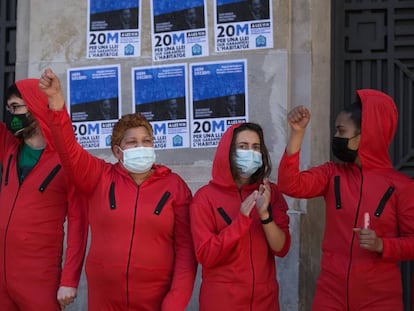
top-left (5, 112), bottom-right (31, 136)
top-left (332, 136), bottom-right (358, 163)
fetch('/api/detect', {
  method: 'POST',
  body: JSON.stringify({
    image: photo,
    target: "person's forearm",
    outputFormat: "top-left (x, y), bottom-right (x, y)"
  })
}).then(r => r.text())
top-left (286, 129), bottom-right (306, 155)
top-left (262, 223), bottom-right (286, 252)
top-left (48, 93), bottom-right (65, 111)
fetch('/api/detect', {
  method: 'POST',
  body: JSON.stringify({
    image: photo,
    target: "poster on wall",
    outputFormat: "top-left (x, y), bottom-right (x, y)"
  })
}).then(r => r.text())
top-left (190, 59), bottom-right (248, 148)
top-left (87, 0), bottom-right (141, 58)
top-left (214, 0), bottom-right (273, 52)
top-left (132, 64), bottom-right (190, 149)
top-left (151, 0), bottom-right (209, 61)
top-left (67, 65), bottom-right (121, 149)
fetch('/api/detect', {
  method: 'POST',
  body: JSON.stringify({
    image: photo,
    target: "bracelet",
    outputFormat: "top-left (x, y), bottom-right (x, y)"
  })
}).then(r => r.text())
top-left (260, 215), bottom-right (273, 224)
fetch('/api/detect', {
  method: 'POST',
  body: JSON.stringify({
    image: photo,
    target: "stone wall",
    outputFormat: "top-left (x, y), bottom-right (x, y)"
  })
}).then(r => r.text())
top-left (15, 1), bottom-right (331, 310)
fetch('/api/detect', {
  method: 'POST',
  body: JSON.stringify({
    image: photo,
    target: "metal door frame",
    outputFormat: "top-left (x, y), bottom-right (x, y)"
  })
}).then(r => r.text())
top-left (0, 0), bottom-right (17, 120)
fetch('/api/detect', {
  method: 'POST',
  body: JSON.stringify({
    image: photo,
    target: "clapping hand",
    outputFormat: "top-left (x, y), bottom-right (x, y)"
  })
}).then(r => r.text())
top-left (255, 179), bottom-right (271, 219)
top-left (239, 179), bottom-right (271, 220)
top-left (240, 190), bottom-right (258, 217)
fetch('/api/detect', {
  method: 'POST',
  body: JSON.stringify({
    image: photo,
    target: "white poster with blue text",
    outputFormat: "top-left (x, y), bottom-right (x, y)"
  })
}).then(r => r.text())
top-left (214, 0), bottom-right (273, 52)
top-left (190, 60), bottom-right (248, 148)
top-left (87, 0), bottom-right (141, 58)
top-left (151, 0), bottom-right (209, 61)
top-left (67, 65), bottom-right (121, 149)
top-left (132, 64), bottom-right (189, 149)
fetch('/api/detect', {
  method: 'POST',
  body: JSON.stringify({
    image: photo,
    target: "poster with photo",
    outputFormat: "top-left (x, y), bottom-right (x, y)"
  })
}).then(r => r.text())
top-left (214, 0), bottom-right (273, 52)
top-left (67, 65), bottom-right (121, 149)
top-left (190, 59), bottom-right (248, 148)
top-left (87, 0), bottom-right (141, 58)
top-left (132, 64), bottom-right (190, 149)
top-left (151, 0), bottom-right (209, 61)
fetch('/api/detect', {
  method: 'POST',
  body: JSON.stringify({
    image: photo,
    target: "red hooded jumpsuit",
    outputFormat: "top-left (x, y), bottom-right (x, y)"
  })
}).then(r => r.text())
top-left (190, 123), bottom-right (291, 311)
top-left (36, 106), bottom-right (197, 311)
top-left (0, 79), bottom-right (88, 311)
top-left (278, 89), bottom-right (414, 310)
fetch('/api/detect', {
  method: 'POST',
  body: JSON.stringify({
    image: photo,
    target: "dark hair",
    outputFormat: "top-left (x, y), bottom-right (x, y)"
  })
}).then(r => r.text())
top-left (342, 95), bottom-right (362, 133)
top-left (229, 122), bottom-right (271, 183)
top-left (5, 83), bottom-right (22, 101)
top-left (5, 83), bottom-right (37, 139)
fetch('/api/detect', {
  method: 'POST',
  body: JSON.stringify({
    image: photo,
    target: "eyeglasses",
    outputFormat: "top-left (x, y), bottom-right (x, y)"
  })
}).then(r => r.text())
top-left (5, 103), bottom-right (26, 113)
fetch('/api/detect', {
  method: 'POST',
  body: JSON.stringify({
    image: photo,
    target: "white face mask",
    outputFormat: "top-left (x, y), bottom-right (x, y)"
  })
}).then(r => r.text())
top-left (119, 146), bottom-right (156, 174)
top-left (234, 149), bottom-right (263, 178)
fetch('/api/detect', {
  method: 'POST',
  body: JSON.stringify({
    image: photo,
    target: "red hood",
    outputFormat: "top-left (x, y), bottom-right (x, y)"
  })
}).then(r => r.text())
top-left (16, 78), bottom-right (54, 149)
top-left (356, 89), bottom-right (397, 170)
top-left (211, 123), bottom-right (242, 188)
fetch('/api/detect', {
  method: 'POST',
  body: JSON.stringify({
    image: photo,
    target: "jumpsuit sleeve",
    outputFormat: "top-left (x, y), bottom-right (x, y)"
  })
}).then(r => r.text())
top-left (381, 182), bottom-right (414, 261)
top-left (161, 179), bottom-right (197, 311)
top-left (59, 181), bottom-right (89, 288)
top-left (190, 190), bottom-right (253, 269)
top-left (270, 184), bottom-right (291, 257)
top-left (47, 109), bottom-right (104, 194)
top-left (278, 150), bottom-right (333, 198)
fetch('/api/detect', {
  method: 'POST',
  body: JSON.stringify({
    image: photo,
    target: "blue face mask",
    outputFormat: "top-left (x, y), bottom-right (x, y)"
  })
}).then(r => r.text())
top-left (234, 149), bottom-right (263, 178)
top-left (119, 146), bottom-right (156, 174)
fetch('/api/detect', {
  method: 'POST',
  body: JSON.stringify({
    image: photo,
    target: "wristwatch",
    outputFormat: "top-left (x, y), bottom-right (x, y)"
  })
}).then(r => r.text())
top-left (260, 215), bottom-right (273, 224)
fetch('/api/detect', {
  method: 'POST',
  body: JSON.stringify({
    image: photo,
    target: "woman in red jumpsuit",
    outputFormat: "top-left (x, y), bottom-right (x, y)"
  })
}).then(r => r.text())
top-left (191, 122), bottom-right (291, 311)
top-left (278, 89), bottom-right (414, 310)
top-left (0, 79), bottom-right (88, 310)
top-left (37, 69), bottom-right (197, 311)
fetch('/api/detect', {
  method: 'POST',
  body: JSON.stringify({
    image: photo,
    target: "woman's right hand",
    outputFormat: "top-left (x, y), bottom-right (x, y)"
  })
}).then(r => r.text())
top-left (287, 106), bottom-right (311, 132)
top-left (240, 190), bottom-right (258, 217)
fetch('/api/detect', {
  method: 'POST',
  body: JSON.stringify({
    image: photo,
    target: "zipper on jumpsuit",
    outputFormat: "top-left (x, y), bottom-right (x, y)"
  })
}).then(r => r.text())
top-left (249, 229), bottom-right (255, 311)
top-left (346, 170), bottom-right (364, 311)
top-left (2, 190), bottom-right (20, 286)
top-left (2, 149), bottom-right (57, 288)
top-left (125, 185), bottom-right (140, 309)
top-left (2, 152), bottom-right (21, 287)
top-left (239, 189), bottom-right (256, 311)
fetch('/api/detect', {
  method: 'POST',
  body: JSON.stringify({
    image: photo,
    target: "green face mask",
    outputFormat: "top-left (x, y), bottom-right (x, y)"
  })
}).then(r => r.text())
top-left (5, 112), bottom-right (31, 136)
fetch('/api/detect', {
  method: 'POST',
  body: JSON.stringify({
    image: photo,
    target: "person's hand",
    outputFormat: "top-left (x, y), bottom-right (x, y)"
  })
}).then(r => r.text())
top-left (38, 68), bottom-right (65, 110)
top-left (57, 286), bottom-right (77, 310)
top-left (255, 179), bottom-right (271, 219)
top-left (353, 228), bottom-right (383, 253)
top-left (240, 190), bottom-right (258, 217)
top-left (287, 106), bottom-right (311, 132)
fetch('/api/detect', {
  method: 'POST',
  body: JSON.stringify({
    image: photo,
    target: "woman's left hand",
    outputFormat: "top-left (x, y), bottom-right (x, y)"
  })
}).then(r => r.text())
top-left (255, 179), bottom-right (271, 219)
top-left (353, 228), bottom-right (383, 253)
top-left (57, 286), bottom-right (77, 310)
